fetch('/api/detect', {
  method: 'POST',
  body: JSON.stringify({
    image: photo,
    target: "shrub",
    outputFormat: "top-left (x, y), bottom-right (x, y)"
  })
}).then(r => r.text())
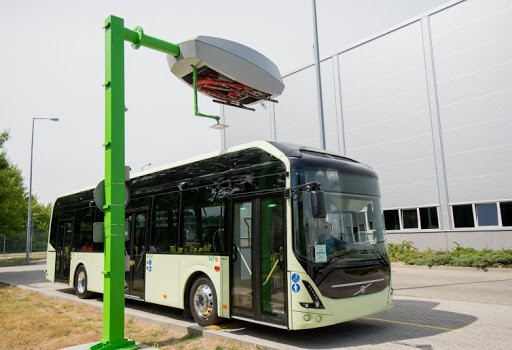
top-left (387, 240), bottom-right (418, 262)
top-left (387, 241), bottom-right (512, 269)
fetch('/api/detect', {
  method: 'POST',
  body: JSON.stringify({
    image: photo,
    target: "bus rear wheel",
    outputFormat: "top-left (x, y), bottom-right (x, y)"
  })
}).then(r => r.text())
top-left (75, 265), bottom-right (94, 299)
top-left (189, 277), bottom-right (220, 327)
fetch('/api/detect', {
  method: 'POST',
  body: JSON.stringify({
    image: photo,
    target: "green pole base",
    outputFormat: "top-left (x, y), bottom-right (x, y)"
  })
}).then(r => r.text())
top-left (90, 339), bottom-right (138, 350)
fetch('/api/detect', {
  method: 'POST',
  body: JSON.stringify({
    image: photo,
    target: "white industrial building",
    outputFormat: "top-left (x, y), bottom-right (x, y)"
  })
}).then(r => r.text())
top-left (221, 0), bottom-right (512, 250)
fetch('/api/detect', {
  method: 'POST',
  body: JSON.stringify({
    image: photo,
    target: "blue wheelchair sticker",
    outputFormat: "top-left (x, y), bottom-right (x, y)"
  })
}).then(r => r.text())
top-left (291, 283), bottom-right (301, 293)
top-left (291, 273), bottom-right (300, 283)
top-left (146, 256), bottom-right (153, 272)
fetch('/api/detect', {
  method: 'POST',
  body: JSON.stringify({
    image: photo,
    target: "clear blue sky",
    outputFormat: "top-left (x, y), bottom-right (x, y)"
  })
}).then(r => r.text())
top-left (0, 0), bottom-right (450, 204)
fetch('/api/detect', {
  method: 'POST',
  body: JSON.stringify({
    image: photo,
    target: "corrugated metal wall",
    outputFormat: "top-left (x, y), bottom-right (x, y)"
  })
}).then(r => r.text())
top-left (429, 0), bottom-right (512, 203)
top-left (337, 20), bottom-right (438, 209)
top-left (223, 0), bottom-right (512, 243)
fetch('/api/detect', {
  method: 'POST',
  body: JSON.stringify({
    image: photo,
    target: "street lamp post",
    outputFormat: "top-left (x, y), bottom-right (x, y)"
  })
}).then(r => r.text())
top-left (26, 117), bottom-right (59, 264)
top-left (312, 0), bottom-right (326, 150)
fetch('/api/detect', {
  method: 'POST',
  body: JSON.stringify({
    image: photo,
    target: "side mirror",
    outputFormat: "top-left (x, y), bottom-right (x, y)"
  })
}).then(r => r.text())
top-left (310, 190), bottom-right (326, 219)
top-left (287, 181), bottom-right (327, 218)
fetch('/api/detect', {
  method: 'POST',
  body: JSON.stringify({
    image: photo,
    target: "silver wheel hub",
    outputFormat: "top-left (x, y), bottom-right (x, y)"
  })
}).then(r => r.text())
top-left (77, 270), bottom-right (87, 294)
top-left (193, 284), bottom-right (214, 320)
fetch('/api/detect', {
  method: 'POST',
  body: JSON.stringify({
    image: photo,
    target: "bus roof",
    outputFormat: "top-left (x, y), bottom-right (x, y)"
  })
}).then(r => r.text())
top-left (55, 140), bottom-right (371, 200)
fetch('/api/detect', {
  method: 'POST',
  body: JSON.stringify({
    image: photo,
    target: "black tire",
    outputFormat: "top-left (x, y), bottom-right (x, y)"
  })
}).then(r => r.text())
top-left (74, 265), bottom-right (94, 299)
top-left (189, 277), bottom-right (221, 327)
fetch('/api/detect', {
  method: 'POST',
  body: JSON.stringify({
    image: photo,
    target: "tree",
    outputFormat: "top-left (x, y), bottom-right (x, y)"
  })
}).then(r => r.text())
top-left (32, 198), bottom-right (51, 234)
top-left (0, 130), bottom-right (28, 238)
top-left (31, 198), bottom-right (52, 251)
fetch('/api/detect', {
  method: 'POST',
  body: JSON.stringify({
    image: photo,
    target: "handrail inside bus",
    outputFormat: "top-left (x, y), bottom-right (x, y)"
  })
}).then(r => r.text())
top-left (236, 245), bottom-right (252, 276)
top-left (262, 258), bottom-right (280, 286)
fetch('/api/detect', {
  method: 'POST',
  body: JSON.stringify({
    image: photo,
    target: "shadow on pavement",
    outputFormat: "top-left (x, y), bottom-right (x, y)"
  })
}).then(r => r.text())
top-left (48, 291), bottom-right (478, 349)
top-left (394, 278), bottom-right (512, 291)
top-left (226, 298), bottom-right (477, 349)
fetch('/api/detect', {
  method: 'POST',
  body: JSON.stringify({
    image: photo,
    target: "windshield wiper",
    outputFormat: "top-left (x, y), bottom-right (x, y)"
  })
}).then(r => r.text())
top-left (369, 248), bottom-right (390, 267)
top-left (352, 248), bottom-right (390, 267)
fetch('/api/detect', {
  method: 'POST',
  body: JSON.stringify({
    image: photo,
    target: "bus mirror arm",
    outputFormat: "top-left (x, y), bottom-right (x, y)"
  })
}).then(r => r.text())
top-left (285, 181), bottom-right (327, 219)
top-left (285, 181), bottom-right (322, 199)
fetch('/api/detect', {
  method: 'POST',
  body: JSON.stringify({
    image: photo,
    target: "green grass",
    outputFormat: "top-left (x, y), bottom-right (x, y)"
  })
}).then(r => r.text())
top-left (388, 241), bottom-right (512, 269)
top-left (0, 252), bottom-right (46, 267)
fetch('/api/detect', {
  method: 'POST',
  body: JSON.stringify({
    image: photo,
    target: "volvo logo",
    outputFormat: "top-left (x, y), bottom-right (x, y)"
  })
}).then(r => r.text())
top-left (353, 283), bottom-right (372, 296)
top-left (331, 278), bottom-right (384, 296)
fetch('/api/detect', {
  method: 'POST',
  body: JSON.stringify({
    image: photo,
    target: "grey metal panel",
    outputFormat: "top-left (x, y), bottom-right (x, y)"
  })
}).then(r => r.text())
top-left (430, 0), bottom-right (512, 203)
top-left (376, 158), bottom-right (440, 208)
top-left (430, 0), bottom-right (511, 40)
top-left (345, 108), bottom-right (432, 152)
top-left (443, 120), bottom-right (512, 202)
top-left (274, 59), bottom-right (338, 151)
top-left (339, 23), bottom-right (425, 93)
top-left (274, 68), bottom-right (319, 147)
top-left (436, 67), bottom-right (512, 131)
top-left (338, 21), bottom-right (439, 208)
top-left (432, 36), bottom-right (512, 87)
top-left (350, 134), bottom-right (439, 208)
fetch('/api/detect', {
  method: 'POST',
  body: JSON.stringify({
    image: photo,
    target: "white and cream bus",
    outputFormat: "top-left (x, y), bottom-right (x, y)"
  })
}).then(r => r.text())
top-left (46, 141), bottom-right (392, 330)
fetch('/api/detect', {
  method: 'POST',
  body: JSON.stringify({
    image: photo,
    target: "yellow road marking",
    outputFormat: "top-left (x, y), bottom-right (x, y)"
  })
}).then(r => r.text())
top-left (207, 322), bottom-right (240, 330)
top-left (364, 317), bottom-right (461, 332)
top-left (207, 325), bottom-right (222, 330)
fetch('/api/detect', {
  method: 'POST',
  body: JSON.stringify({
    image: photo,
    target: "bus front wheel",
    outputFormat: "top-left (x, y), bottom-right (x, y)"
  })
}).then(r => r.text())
top-left (75, 265), bottom-right (94, 299)
top-left (189, 277), bottom-right (220, 327)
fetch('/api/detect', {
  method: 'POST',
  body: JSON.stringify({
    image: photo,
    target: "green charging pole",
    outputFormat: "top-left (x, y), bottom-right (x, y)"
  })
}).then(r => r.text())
top-left (93, 15), bottom-right (180, 350)
top-left (95, 13), bottom-right (276, 348)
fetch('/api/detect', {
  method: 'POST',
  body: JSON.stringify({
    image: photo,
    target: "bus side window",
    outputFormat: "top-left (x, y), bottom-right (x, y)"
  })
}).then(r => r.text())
top-left (75, 208), bottom-right (95, 252)
top-left (201, 205), bottom-right (224, 253)
top-left (181, 188), bottom-right (225, 254)
top-left (183, 208), bottom-right (198, 247)
top-left (153, 193), bottom-right (179, 253)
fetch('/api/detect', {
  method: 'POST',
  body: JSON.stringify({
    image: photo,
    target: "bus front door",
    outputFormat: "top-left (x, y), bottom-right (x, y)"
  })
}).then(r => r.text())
top-left (126, 211), bottom-right (148, 299)
top-left (230, 197), bottom-right (287, 327)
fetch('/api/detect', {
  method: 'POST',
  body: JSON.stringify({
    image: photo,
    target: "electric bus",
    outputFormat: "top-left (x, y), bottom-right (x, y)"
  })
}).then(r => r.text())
top-left (45, 141), bottom-right (392, 330)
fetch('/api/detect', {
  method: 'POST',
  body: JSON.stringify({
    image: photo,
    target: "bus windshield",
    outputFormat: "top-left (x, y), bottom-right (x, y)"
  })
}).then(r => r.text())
top-left (294, 169), bottom-right (387, 266)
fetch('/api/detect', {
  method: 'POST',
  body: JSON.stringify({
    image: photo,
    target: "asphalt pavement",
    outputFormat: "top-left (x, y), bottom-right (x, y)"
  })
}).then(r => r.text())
top-left (1, 260), bottom-right (511, 349)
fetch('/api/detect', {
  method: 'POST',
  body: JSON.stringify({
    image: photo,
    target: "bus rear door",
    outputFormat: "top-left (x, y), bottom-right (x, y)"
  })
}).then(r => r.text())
top-left (55, 219), bottom-right (73, 283)
top-left (125, 210), bottom-right (148, 299)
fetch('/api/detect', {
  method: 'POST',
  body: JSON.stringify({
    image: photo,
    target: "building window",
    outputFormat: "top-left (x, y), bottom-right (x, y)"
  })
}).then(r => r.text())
top-left (385, 203), bottom-right (509, 230)
top-left (476, 203), bottom-right (498, 226)
top-left (420, 207), bottom-right (439, 229)
top-left (402, 209), bottom-right (418, 229)
top-left (500, 202), bottom-right (512, 227)
top-left (384, 210), bottom-right (399, 231)
top-left (452, 204), bottom-right (474, 228)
